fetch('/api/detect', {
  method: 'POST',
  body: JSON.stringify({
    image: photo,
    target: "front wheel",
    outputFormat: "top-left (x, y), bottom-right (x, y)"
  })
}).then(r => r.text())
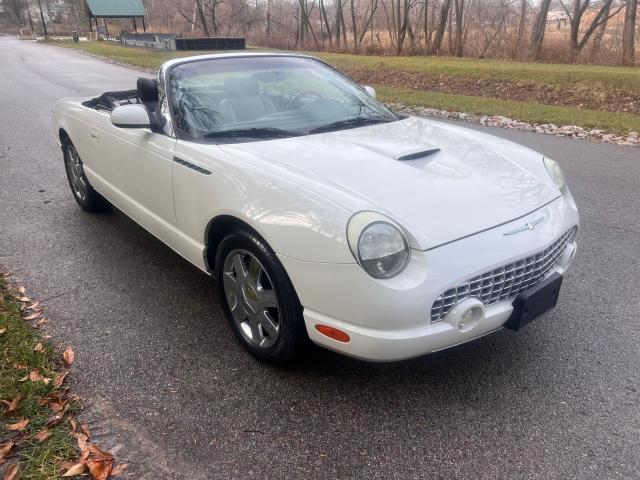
top-left (62, 138), bottom-right (110, 212)
top-left (217, 229), bottom-right (304, 364)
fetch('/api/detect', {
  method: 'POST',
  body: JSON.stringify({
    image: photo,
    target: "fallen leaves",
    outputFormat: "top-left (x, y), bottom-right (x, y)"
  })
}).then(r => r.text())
top-left (63, 347), bottom-right (75, 366)
top-left (16, 370), bottom-right (51, 385)
top-left (0, 441), bottom-right (14, 459)
top-left (86, 458), bottom-right (113, 480)
top-left (22, 311), bottom-right (42, 321)
top-left (1, 283), bottom-right (126, 480)
top-left (111, 463), bottom-right (128, 476)
top-left (80, 424), bottom-right (91, 440)
top-left (45, 412), bottom-right (64, 429)
top-left (24, 301), bottom-right (39, 311)
top-left (35, 317), bottom-right (48, 328)
top-left (6, 418), bottom-right (29, 431)
top-left (49, 399), bottom-right (68, 413)
top-left (33, 429), bottom-right (51, 443)
top-left (62, 463), bottom-right (87, 477)
top-left (3, 463), bottom-right (20, 480)
top-left (2, 396), bottom-right (21, 416)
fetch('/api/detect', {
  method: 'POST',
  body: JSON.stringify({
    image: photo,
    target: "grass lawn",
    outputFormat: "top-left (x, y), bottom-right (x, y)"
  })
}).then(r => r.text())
top-left (0, 276), bottom-right (80, 479)
top-left (314, 52), bottom-right (640, 96)
top-left (50, 40), bottom-right (640, 133)
top-left (377, 87), bottom-right (640, 133)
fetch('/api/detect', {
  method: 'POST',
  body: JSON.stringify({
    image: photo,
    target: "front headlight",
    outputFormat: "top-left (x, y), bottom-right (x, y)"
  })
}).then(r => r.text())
top-left (543, 157), bottom-right (567, 193)
top-left (347, 211), bottom-right (410, 279)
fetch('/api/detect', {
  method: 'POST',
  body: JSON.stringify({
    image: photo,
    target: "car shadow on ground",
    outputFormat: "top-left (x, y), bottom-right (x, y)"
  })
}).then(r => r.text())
top-left (81, 207), bottom-right (547, 399)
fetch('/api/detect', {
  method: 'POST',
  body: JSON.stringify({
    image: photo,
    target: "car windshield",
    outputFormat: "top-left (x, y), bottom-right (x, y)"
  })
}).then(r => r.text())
top-left (168, 55), bottom-right (398, 142)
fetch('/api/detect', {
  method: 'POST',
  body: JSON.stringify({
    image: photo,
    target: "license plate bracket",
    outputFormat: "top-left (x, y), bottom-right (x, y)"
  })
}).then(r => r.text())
top-left (504, 273), bottom-right (563, 331)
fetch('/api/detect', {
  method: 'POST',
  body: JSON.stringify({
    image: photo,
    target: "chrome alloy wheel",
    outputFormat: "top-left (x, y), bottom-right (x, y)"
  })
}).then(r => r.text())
top-left (65, 144), bottom-right (88, 201)
top-left (222, 249), bottom-right (281, 349)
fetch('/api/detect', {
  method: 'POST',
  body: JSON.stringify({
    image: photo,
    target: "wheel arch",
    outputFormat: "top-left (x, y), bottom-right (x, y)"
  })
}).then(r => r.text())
top-left (204, 214), bottom-right (267, 276)
top-left (58, 128), bottom-right (70, 148)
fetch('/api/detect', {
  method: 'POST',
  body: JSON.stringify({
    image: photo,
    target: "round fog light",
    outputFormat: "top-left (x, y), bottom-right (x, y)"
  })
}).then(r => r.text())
top-left (445, 298), bottom-right (486, 332)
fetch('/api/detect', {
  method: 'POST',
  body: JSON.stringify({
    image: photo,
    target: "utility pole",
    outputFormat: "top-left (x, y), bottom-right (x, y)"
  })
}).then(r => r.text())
top-left (36, 0), bottom-right (48, 36)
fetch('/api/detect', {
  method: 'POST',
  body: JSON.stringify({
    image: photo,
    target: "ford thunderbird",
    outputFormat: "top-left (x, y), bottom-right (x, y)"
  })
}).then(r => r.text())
top-left (52, 53), bottom-right (579, 363)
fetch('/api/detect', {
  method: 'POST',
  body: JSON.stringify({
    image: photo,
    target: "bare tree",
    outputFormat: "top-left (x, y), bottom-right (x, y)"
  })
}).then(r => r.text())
top-left (348, 0), bottom-right (378, 51)
top-left (560, 0), bottom-right (624, 63)
top-left (3, 0), bottom-right (28, 27)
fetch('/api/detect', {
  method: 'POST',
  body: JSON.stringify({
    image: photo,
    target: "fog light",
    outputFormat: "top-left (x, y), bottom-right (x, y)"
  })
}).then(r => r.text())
top-left (445, 298), bottom-right (485, 332)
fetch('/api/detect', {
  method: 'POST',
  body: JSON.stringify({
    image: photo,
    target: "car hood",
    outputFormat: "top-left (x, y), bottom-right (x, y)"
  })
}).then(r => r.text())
top-left (218, 116), bottom-right (560, 250)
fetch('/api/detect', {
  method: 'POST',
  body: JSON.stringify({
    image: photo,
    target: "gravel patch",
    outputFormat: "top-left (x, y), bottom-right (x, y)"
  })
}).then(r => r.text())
top-left (387, 103), bottom-right (640, 147)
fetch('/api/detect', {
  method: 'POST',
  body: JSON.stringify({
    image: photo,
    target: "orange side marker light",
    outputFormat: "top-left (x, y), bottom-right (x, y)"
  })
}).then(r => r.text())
top-left (315, 324), bottom-right (350, 343)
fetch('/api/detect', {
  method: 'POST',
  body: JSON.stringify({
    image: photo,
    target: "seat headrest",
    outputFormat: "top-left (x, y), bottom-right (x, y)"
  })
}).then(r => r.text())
top-left (224, 77), bottom-right (259, 98)
top-left (137, 77), bottom-right (159, 103)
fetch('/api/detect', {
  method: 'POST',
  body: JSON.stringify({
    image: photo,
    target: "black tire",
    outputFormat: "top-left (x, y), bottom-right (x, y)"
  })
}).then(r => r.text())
top-left (62, 137), bottom-right (110, 212)
top-left (216, 228), bottom-right (305, 364)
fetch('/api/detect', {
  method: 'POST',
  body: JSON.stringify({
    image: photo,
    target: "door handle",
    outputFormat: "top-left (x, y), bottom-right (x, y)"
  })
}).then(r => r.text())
top-left (90, 131), bottom-right (99, 143)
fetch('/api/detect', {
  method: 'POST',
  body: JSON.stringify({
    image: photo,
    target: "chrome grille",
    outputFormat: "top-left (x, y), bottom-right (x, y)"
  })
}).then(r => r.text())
top-left (430, 227), bottom-right (577, 323)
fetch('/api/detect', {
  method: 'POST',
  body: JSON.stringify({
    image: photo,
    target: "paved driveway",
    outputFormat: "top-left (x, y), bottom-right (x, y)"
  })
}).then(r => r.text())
top-left (0, 36), bottom-right (638, 479)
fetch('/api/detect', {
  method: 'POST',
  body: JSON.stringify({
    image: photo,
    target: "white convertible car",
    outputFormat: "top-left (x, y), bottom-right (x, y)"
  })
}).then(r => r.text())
top-left (53, 53), bottom-right (579, 363)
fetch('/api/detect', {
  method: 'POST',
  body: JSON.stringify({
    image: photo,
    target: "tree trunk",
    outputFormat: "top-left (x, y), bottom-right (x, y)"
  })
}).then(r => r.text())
top-left (430, 0), bottom-right (451, 54)
top-left (527, 0), bottom-right (551, 59)
top-left (423, 0), bottom-right (430, 54)
top-left (513, 0), bottom-right (527, 57)
top-left (320, 0), bottom-right (333, 48)
top-left (335, 0), bottom-right (343, 47)
top-left (350, 0), bottom-right (358, 51)
top-left (622, 0), bottom-right (638, 66)
top-left (590, 2), bottom-right (610, 60)
top-left (266, 0), bottom-right (271, 36)
top-left (453, 0), bottom-right (463, 56)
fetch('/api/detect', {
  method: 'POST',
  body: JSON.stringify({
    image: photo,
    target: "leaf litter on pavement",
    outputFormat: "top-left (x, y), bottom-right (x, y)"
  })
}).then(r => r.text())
top-left (0, 271), bottom-right (128, 479)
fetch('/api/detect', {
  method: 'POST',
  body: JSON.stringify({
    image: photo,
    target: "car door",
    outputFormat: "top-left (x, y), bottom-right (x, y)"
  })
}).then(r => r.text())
top-left (86, 112), bottom-right (178, 250)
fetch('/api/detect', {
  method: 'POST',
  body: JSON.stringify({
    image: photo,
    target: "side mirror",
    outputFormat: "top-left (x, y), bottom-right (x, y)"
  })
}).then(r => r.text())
top-left (363, 85), bottom-right (376, 98)
top-left (111, 104), bottom-right (151, 129)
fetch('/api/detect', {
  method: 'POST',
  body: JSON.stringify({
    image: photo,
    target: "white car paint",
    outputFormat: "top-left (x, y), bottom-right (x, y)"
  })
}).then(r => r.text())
top-left (52, 53), bottom-right (579, 361)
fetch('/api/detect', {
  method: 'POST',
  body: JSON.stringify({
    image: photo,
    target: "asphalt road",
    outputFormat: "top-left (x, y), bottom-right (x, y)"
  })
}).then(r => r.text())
top-left (1, 36), bottom-right (639, 480)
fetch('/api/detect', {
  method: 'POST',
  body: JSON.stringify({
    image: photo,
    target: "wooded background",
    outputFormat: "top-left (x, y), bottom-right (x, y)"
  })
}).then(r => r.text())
top-left (1, 0), bottom-right (638, 65)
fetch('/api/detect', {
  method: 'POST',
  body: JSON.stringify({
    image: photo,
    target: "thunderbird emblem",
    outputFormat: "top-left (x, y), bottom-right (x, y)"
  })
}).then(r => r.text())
top-left (504, 217), bottom-right (545, 235)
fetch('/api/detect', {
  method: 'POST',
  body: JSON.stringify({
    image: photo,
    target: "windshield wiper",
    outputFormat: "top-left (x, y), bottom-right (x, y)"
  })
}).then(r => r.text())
top-left (204, 127), bottom-right (305, 139)
top-left (308, 116), bottom-right (395, 134)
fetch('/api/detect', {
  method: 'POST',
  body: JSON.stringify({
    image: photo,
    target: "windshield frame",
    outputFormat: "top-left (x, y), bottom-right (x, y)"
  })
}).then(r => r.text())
top-left (162, 53), bottom-right (397, 144)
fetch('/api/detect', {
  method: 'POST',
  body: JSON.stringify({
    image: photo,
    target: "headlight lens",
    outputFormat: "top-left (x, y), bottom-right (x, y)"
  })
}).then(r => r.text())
top-left (543, 157), bottom-right (567, 193)
top-left (347, 212), bottom-right (410, 279)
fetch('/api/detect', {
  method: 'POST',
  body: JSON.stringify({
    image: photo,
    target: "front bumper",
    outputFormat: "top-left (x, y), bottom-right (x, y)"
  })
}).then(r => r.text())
top-left (279, 194), bottom-right (579, 362)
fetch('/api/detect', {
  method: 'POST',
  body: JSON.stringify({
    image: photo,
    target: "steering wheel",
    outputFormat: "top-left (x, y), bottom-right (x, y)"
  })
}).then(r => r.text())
top-left (285, 90), bottom-right (324, 110)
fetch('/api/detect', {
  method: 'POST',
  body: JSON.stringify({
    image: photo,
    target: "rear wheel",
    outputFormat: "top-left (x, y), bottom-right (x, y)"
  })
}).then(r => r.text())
top-left (62, 138), bottom-right (110, 212)
top-left (217, 229), bottom-right (304, 364)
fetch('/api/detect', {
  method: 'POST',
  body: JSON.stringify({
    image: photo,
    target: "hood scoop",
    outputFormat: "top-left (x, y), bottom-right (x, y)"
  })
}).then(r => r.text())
top-left (394, 147), bottom-right (441, 161)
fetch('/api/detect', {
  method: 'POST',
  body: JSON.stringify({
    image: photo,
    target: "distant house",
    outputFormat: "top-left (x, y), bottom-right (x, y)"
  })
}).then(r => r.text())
top-left (547, 10), bottom-right (570, 29)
